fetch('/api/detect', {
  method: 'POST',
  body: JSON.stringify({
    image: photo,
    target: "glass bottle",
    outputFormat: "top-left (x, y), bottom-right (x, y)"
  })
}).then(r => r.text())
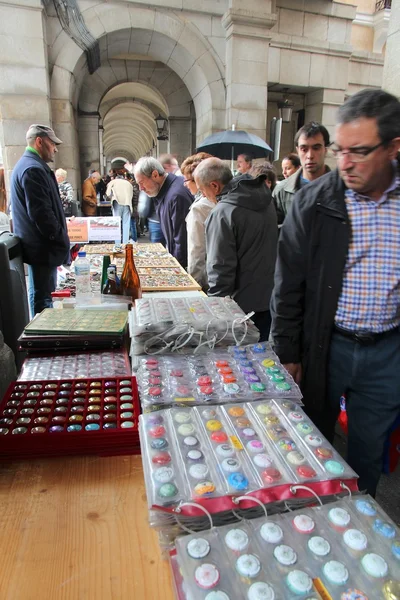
top-left (102, 264), bottom-right (121, 295)
top-left (120, 243), bottom-right (142, 302)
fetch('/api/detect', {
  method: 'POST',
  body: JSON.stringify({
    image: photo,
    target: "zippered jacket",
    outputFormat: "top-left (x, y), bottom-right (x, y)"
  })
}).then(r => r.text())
top-left (271, 168), bottom-right (350, 411)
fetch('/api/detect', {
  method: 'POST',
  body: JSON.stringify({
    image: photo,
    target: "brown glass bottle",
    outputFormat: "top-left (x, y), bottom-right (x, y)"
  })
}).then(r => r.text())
top-left (120, 243), bottom-right (142, 302)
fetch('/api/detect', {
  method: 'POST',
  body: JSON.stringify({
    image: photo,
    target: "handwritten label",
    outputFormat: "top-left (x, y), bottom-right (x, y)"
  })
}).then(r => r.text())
top-left (230, 435), bottom-right (243, 450)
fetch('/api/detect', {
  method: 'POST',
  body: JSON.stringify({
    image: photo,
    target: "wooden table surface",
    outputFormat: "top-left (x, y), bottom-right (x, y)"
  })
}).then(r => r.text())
top-left (0, 455), bottom-right (174, 600)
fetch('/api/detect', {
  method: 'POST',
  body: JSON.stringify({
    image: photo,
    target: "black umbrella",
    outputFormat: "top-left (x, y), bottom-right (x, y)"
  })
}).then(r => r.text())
top-left (196, 127), bottom-right (272, 162)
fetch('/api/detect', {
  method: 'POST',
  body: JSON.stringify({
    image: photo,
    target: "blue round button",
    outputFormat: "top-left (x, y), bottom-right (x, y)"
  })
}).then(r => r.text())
top-left (227, 472), bottom-right (249, 491)
top-left (85, 423), bottom-right (100, 431)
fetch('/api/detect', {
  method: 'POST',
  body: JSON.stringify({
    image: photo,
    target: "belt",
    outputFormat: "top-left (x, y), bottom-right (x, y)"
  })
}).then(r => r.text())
top-left (333, 324), bottom-right (399, 345)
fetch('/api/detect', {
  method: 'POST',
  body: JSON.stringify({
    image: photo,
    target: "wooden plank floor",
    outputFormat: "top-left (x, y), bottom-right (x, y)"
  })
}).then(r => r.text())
top-left (0, 455), bottom-right (174, 600)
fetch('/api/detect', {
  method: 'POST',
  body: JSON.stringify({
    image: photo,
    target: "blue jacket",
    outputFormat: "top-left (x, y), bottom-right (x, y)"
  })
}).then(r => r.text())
top-left (154, 174), bottom-right (193, 268)
top-left (11, 150), bottom-right (70, 266)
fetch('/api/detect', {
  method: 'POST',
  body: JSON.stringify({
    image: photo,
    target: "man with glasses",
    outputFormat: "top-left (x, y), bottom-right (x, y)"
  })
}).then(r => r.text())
top-left (273, 122), bottom-right (331, 224)
top-left (271, 89), bottom-right (400, 496)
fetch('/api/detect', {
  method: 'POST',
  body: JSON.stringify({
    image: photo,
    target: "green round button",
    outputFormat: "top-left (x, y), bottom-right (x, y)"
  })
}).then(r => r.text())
top-left (271, 374), bottom-right (285, 382)
top-left (276, 382), bottom-right (291, 391)
top-left (250, 383), bottom-right (266, 392)
top-left (325, 460), bottom-right (345, 475)
top-left (158, 483), bottom-right (178, 499)
top-left (266, 367), bottom-right (281, 374)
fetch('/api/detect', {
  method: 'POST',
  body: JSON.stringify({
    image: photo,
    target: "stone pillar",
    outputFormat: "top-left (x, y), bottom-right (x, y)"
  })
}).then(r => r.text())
top-left (52, 98), bottom-right (81, 197)
top-left (78, 114), bottom-right (101, 180)
top-left (382, 0), bottom-right (400, 97)
top-left (0, 0), bottom-right (51, 200)
top-left (222, 0), bottom-right (277, 140)
top-left (305, 88), bottom-right (345, 168)
top-left (157, 139), bottom-right (169, 158)
top-left (169, 118), bottom-right (192, 165)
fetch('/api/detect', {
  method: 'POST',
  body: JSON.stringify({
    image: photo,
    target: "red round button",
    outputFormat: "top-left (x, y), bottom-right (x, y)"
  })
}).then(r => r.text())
top-left (211, 431), bottom-right (228, 443)
top-left (197, 376), bottom-right (212, 386)
top-left (315, 447), bottom-right (333, 459)
top-left (199, 385), bottom-right (214, 396)
top-left (222, 375), bottom-right (237, 384)
top-left (215, 360), bottom-right (229, 368)
top-left (148, 386), bottom-right (162, 397)
top-left (297, 465), bottom-right (317, 479)
top-left (218, 367), bottom-right (233, 375)
top-left (262, 467), bottom-right (282, 483)
top-left (152, 452), bottom-right (171, 465)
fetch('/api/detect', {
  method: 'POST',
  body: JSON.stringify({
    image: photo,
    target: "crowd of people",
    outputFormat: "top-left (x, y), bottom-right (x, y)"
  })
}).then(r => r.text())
top-left (8, 88), bottom-right (400, 498)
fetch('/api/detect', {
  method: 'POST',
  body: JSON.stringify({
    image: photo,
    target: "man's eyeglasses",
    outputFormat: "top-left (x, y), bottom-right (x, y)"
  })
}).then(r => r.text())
top-left (331, 141), bottom-right (387, 163)
top-left (183, 178), bottom-right (194, 185)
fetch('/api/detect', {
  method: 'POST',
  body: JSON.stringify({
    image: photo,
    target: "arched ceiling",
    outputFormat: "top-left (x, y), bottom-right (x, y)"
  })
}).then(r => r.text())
top-left (102, 101), bottom-right (158, 159)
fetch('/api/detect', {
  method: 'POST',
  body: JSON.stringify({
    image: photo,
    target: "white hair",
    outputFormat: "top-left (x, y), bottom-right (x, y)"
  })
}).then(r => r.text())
top-left (55, 168), bottom-right (67, 179)
top-left (134, 157), bottom-right (165, 178)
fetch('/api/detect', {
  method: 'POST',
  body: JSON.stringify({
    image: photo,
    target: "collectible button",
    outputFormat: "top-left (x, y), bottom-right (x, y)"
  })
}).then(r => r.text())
top-left (305, 434), bottom-right (323, 447)
top-left (256, 404), bottom-right (272, 415)
top-left (43, 391), bottom-right (56, 397)
top-left (215, 360), bottom-right (229, 368)
top-left (218, 367), bottom-right (233, 375)
top-left (274, 545), bottom-right (297, 566)
top-left (103, 413), bottom-right (116, 422)
top-left (121, 403), bottom-right (134, 410)
top-left (148, 426), bottom-right (165, 438)
top-left (262, 468), bottom-right (282, 484)
top-left (60, 382), bottom-right (72, 389)
top-left (0, 418), bottom-right (12, 426)
top-left (194, 481), bottom-right (215, 496)
top-left (175, 385), bottom-right (191, 397)
top-left (197, 376), bottom-right (212, 386)
top-left (262, 359), bottom-right (275, 367)
top-left (3, 408), bottom-right (17, 416)
top-left (189, 464), bottom-right (209, 480)
top-left (20, 408), bottom-right (34, 415)
top-left (7, 400), bottom-right (20, 408)
top-left (373, 519), bottom-right (396, 539)
top-left (119, 387), bottom-right (132, 394)
top-left (260, 522), bottom-right (283, 544)
top-left (222, 458), bottom-right (241, 473)
top-left (242, 428), bottom-right (256, 438)
top-left (223, 383), bottom-right (240, 394)
top-left (52, 416), bottom-right (67, 424)
top-left (225, 528), bottom-right (249, 552)
top-left (154, 466), bottom-right (174, 484)
top-left (236, 417), bottom-right (251, 428)
top-left (341, 589), bottom-right (368, 600)
top-left (325, 460), bottom-right (345, 475)
top-left (121, 421), bottom-right (134, 428)
top-left (202, 408), bottom-right (217, 419)
top-left (286, 570), bottom-right (312, 595)
top-left (316, 447), bottom-right (333, 459)
top-left (23, 399), bottom-right (37, 407)
top-left (177, 423), bottom-right (195, 436)
top-left (343, 529), bottom-right (368, 551)
top-left (34, 417), bottom-right (48, 424)
top-left (245, 374), bottom-right (260, 383)
top-left (297, 465), bottom-right (317, 478)
top-left (242, 366), bottom-right (256, 375)
top-left (56, 398), bottom-right (69, 405)
top-left (391, 541), bottom-right (400, 560)
top-left (72, 398), bottom-right (85, 405)
top-left (186, 449), bottom-right (203, 462)
top-left (216, 444), bottom-right (234, 458)
top-left (0, 428), bottom-right (9, 435)
top-left (276, 382), bottom-right (291, 391)
top-left (88, 405), bottom-right (101, 413)
top-left (247, 582), bottom-right (275, 600)
top-left (49, 426), bottom-right (64, 433)
top-left (16, 417), bottom-right (31, 425)
top-left (323, 561), bottom-right (349, 585)
top-left (148, 414), bottom-right (163, 425)
top-left (287, 451), bottom-right (306, 465)
top-left (90, 382), bottom-right (101, 388)
top-left (206, 420), bottom-right (222, 432)
top-left (247, 440), bottom-right (264, 453)
top-left (31, 426), bottom-right (46, 434)
top-left (104, 396), bottom-right (117, 402)
top-left (69, 415), bottom-right (83, 422)
top-left (104, 404), bottom-right (117, 411)
top-left (250, 383), bottom-right (266, 392)
top-left (288, 411), bottom-right (303, 422)
top-left (228, 407), bottom-right (245, 417)
top-left (71, 406), bottom-right (84, 414)
top-left (222, 375), bottom-right (237, 384)
top-left (152, 452), bottom-right (171, 465)
top-left (293, 515), bottom-right (315, 534)
top-left (120, 395), bottom-right (133, 401)
top-left (233, 347), bottom-right (247, 355)
top-left (174, 411), bottom-right (191, 424)
top-left (27, 392), bottom-right (40, 398)
top-left (158, 483), bottom-right (178, 499)
top-left (150, 438), bottom-right (168, 450)
top-left (187, 537), bottom-right (210, 559)
top-left (148, 387), bottom-right (162, 397)
top-left (253, 454), bottom-right (272, 469)
top-left (361, 553), bottom-right (388, 578)
top-left (264, 415), bottom-right (280, 426)
top-left (211, 431), bottom-right (228, 443)
top-left (85, 423), bottom-right (100, 431)
top-left (239, 359), bottom-right (252, 367)
top-left (236, 554), bottom-right (261, 578)
top-left (227, 472), bottom-right (248, 491)
top-left (382, 580), bottom-right (400, 600)
top-left (195, 563), bottom-right (220, 589)
top-left (103, 423), bottom-right (117, 429)
top-left (354, 499), bottom-right (376, 516)
top-left (308, 536), bottom-right (330, 557)
top-left (86, 414), bottom-right (100, 422)
top-left (29, 384), bottom-right (42, 390)
top-left (54, 406), bottom-right (68, 414)
top-left (270, 374), bottom-right (285, 382)
top-left (183, 436), bottom-right (199, 447)
top-left (328, 508), bottom-right (351, 529)
top-left (266, 367), bottom-right (281, 374)
top-left (148, 376), bottom-right (161, 385)
top-left (67, 424), bottom-right (82, 432)
top-left (120, 411), bottom-right (134, 419)
top-left (297, 422), bottom-right (313, 435)
top-left (75, 382), bottom-right (87, 389)
top-left (199, 385), bottom-right (214, 396)
top-left (37, 407), bottom-right (51, 415)
top-left (278, 438), bottom-right (296, 452)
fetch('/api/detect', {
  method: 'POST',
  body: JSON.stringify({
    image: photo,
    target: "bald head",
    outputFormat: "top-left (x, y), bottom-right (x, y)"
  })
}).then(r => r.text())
top-left (193, 157), bottom-right (233, 203)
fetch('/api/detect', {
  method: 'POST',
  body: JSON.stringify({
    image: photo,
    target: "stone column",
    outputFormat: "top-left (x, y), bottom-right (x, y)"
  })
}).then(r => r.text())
top-left (382, 0), bottom-right (400, 96)
top-left (222, 0), bottom-right (277, 140)
top-left (0, 0), bottom-right (51, 199)
top-left (169, 117), bottom-right (192, 165)
top-left (305, 88), bottom-right (345, 168)
top-left (78, 114), bottom-right (101, 180)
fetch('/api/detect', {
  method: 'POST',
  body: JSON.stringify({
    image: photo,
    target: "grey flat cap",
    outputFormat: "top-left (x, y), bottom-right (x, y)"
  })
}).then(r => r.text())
top-left (26, 124), bottom-right (63, 145)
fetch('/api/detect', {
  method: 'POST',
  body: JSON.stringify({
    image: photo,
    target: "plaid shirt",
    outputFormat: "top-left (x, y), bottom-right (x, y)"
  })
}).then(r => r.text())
top-left (335, 167), bottom-right (400, 333)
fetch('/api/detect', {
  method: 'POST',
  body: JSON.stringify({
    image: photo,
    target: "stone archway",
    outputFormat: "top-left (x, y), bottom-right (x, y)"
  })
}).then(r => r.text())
top-left (48, 5), bottom-right (226, 191)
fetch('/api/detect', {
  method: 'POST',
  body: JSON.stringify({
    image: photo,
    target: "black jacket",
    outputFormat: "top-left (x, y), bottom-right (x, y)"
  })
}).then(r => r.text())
top-left (154, 173), bottom-right (193, 268)
top-left (205, 175), bottom-right (278, 314)
top-left (11, 150), bottom-right (70, 266)
top-left (271, 168), bottom-right (350, 411)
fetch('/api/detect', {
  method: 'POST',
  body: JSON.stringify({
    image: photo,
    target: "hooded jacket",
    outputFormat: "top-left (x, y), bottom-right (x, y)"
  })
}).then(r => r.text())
top-left (205, 175), bottom-right (278, 314)
top-left (11, 150), bottom-right (70, 266)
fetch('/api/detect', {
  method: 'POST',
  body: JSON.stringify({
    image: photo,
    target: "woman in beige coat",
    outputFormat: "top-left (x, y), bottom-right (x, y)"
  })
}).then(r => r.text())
top-left (181, 153), bottom-right (214, 290)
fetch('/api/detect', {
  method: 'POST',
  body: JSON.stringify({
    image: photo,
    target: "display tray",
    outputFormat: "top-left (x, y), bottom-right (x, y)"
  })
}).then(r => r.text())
top-left (18, 332), bottom-right (126, 351)
top-left (0, 376), bottom-right (140, 459)
top-left (24, 308), bottom-right (128, 336)
top-left (18, 349), bottom-right (131, 381)
top-left (114, 255), bottom-right (180, 269)
top-left (82, 242), bottom-right (168, 257)
top-left (115, 266), bottom-right (201, 292)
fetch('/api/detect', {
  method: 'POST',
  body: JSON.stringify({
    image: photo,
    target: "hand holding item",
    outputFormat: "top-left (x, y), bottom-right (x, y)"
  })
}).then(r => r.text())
top-left (283, 362), bottom-right (302, 384)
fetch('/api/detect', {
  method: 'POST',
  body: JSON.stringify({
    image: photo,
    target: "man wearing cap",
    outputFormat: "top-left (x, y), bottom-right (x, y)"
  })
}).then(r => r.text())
top-left (10, 124), bottom-right (70, 316)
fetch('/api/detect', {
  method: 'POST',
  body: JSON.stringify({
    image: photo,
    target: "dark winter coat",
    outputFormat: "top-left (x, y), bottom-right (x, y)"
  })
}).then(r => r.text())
top-left (271, 168), bottom-right (350, 412)
top-left (11, 150), bottom-right (70, 266)
top-left (154, 173), bottom-right (193, 268)
top-left (205, 175), bottom-right (278, 314)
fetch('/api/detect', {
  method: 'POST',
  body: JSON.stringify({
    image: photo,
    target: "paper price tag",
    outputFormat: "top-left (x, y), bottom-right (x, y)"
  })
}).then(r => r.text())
top-left (229, 435), bottom-right (243, 450)
top-left (173, 397), bottom-right (195, 403)
top-left (313, 579), bottom-right (332, 600)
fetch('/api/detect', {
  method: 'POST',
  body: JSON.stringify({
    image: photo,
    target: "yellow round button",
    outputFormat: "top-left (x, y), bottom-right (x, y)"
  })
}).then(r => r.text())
top-left (262, 359), bottom-right (275, 368)
top-left (206, 419), bottom-right (223, 431)
top-left (228, 407), bottom-right (245, 417)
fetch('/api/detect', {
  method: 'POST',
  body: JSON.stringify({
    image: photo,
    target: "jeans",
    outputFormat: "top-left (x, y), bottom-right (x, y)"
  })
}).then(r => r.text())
top-left (252, 310), bottom-right (272, 342)
top-left (130, 217), bottom-right (137, 242)
top-left (112, 201), bottom-right (131, 243)
top-left (325, 329), bottom-right (400, 496)
top-left (28, 264), bottom-right (57, 317)
top-left (148, 219), bottom-right (166, 246)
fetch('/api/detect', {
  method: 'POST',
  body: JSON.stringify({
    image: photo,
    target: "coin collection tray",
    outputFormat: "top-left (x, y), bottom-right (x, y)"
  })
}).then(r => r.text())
top-left (18, 350), bottom-right (131, 381)
top-left (139, 401), bottom-right (357, 514)
top-left (24, 309), bottom-right (128, 336)
top-left (0, 376), bottom-right (140, 459)
top-left (137, 348), bottom-right (302, 411)
top-left (172, 495), bottom-right (400, 600)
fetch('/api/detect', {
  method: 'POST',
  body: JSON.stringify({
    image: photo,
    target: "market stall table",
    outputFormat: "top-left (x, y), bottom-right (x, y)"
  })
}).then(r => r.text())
top-left (0, 454), bottom-right (174, 600)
